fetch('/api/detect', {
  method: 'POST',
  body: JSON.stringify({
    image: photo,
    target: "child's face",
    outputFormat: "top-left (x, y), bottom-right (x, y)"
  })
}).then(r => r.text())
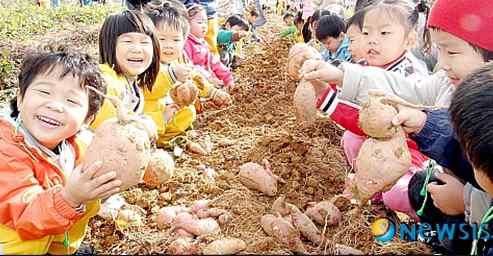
top-left (189, 10), bottom-right (208, 39)
top-left (362, 9), bottom-right (413, 66)
top-left (156, 25), bottom-right (185, 63)
top-left (246, 14), bottom-right (257, 24)
top-left (431, 29), bottom-right (486, 86)
top-left (321, 34), bottom-right (345, 54)
top-left (230, 25), bottom-right (246, 32)
top-left (474, 169), bottom-right (493, 196)
top-left (17, 66), bottom-right (89, 150)
top-left (115, 32), bottom-right (154, 77)
top-left (347, 24), bottom-right (368, 62)
top-left (283, 16), bottom-right (293, 26)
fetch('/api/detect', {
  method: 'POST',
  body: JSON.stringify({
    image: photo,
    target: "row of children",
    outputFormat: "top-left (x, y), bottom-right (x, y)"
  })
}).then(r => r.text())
top-left (0, 0), bottom-right (253, 253)
top-left (293, 0), bottom-right (493, 254)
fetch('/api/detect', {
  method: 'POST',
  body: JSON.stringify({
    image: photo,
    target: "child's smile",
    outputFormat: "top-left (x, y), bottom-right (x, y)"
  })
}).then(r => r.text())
top-left (116, 32), bottom-right (154, 77)
top-left (35, 114), bottom-right (64, 128)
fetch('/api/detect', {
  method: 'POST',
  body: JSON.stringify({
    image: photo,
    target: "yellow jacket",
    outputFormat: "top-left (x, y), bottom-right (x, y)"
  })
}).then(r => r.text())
top-left (90, 64), bottom-right (144, 130)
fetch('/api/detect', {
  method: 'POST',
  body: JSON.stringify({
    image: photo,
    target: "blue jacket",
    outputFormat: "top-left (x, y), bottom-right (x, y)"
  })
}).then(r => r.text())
top-left (411, 109), bottom-right (478, 188)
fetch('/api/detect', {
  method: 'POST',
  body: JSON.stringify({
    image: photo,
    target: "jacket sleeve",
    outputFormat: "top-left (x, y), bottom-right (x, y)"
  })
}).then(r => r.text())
top-left (411, 109), bottom-right (477, 186)
top-left (315, 85), bottom-right (365, 136)
top-left (184, 39), bottom-right (197, 65)
top-left (339, 63), bottom-right (451, 106)
top-left (0, 151), bottom-right (83, 240)
top-left (280, 26), bottom-right (297, 38)
top-left (208, 53), bottom-right (234, 86)
top-left (217, 30), bottom-right (233, 46)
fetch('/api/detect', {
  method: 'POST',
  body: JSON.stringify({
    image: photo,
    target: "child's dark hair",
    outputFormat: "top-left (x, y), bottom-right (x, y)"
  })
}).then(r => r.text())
top-left (315, 14), bottom-right (346, 41)
top-left (248, 8), bottom-right (259, 17)
top-left (147, 2), bottom-right (190, 37)
top-left (11, 46), bottom-right (106, 121)
top-left (450, 63), bottom-right (493, 181)
top-left (225, 15), bottom-right (249, 31)
top-left (346, 8), bottom-right (366, 31)
top-left (99, 10), bottom-right (160, 91)
top-left (294, 11), bottom-right (304, 25)
top-left (354, 0), bottom-right (376, 11)
top-left (302, 9), bottom-right (331, 43)
top-left (282, 12), bottom-right (294, 22)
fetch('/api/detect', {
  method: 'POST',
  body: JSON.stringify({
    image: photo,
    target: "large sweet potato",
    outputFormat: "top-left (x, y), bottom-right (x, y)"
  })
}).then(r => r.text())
top-left (354, 130), bottom-right (412, 202)
top-left (83, 88), bottom-right (156, 191)
top-left (143, 149), bottom-right (175, 188)
top-left (173, 212), bottom-right (220, 236)
top-left (286, 204), bottom-right (325, 245)
top-left (238, 160), bottom-right (283, 196)
top-left (358, 90), bottom-right (398, 139)
top-left (287, 43), bottom-right (322, 80)
top-left (293, 79), bottom-right (318, 124)
top-left (260, 214), bottom-right (306, 253)
top-left (156, 205), bottom-right (190, 229)
top-left (305, 201), bottom-right (341, 226)
top-left (170, 79), bottom-right (199, 107)
top-left (168, 238), bottom-right (201, 255)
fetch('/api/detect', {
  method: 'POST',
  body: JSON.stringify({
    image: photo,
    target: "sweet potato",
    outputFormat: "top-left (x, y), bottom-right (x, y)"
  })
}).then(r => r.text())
top-left (202, 238), bottom-right (247, 255)
top-left (84, 88), bottom-right (156, 191)
top-left (191, 199), bottom-right (210, 213)
top-left (143, 149), bottom-right (175, 188)
top-left (305, 201), bottom-right (342, 226)
top-left (293, 79), bottom-right (318, 124)
top-left (333, 244), bottom-right (364, 255)
top-left (287, 43), bottom-right (322, 80)
top-left (358, 90), bottom-right (399, 139)
top-left (115, 204), bottom-right (145, 230)
top-left (170, 79), bottom-right (199, 107)
top-left (173, 228), bottom-right (195, 239)
top-left (173, 212), bottom-right (220, 236)
top-left (286, 204), bottom-right (325, 245)
top-left (260, 214), bottom-right (306, 253)
top-left (186, 141), bottom-right (208, 155)
top-left (272, 195), bottom-right (290, 216)
top-left (354, 130), bottom-right (412, 202)
top-left (238, 159), bottom-right (283, 196)
top-left (167, 238), bottom-right (201, 255)
top-left (218, 212), bottom-right (233, 225)
top-left (156, 205), bottom-right (190, 229)
top-left (196, 208), bottom-right (228, 219)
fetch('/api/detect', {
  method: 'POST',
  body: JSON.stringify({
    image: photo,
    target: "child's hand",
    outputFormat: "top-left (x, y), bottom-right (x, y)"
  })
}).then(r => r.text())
top-left (61, 161), bottom-right (122, 208)
top-left (427, 173), bottom-right (465, 215)
top-left (174, 64), bottom-right (192, 82)
top-left (211, 89), bottom-right (232, 108)
top-left (164, 103), bottom-right (181, 123)
top-left (391, 105), bottom-right (427, 134)
top-left (299, 59), bottom-right (343, 84)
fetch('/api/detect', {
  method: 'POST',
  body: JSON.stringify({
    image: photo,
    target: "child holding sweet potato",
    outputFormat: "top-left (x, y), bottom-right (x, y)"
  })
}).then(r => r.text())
top-left (0, 47), bottom-right (121, 254)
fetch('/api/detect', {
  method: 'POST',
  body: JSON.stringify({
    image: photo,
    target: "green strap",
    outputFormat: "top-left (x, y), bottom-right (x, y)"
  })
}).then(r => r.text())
top-left (471, 206), bottom-right (493, 255)
top-left (417, 160), bottom-right (436, 216)
top-left (63, 231), bottom-right (69, 248)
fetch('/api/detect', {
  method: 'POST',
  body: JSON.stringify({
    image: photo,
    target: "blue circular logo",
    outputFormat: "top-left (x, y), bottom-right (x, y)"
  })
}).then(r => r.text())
top-left (371, 217), bottom-right (395, 243)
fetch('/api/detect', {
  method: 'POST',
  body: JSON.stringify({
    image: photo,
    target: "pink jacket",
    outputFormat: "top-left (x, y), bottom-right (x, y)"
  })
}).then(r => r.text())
top-left (184, 35), bottom-right (234, 87)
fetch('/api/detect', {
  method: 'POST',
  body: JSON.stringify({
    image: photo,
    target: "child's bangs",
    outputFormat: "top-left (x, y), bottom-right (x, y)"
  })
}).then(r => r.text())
top-left (113, 11), bottom-right (156, 39)
top-left (366, 5), bottom-right (409, 31)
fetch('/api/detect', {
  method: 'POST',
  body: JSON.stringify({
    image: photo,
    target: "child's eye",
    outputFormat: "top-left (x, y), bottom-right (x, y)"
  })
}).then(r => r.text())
top-left (67, 98), bottom-right (80, 105)
top-left (447, 51), bottom-right (460, 55)
top-left (36, 89), bottom-right (50, 95)
top-left (381, 31), bottom-right (391, 35)
top-left (362, 31), bottom-right (369, 36)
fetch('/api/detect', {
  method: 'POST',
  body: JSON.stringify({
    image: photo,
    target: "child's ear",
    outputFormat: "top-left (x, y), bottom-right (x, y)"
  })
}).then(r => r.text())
top-left (16, 92), bottom-right (23, 111)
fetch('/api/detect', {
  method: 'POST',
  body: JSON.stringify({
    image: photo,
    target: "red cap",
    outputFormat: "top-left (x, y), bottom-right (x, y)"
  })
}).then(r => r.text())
top-left (427, 0), bottom-right (493, 52)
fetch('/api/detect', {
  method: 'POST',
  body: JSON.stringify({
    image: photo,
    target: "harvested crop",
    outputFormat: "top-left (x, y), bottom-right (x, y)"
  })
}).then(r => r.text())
top-left (202, 238), bottom-right (247, 255)
top-left (168, 238), bottom-right (201, 255)
top-left (84, 88), bottom-right (156, 191)
top-left (143, 149), bottom-right (175, 188)
top-left (156, 205), bottom-right (190, 229)
top-left (293, 79), bottom-right (318, 124)
top-left (173, 212), bottom-right (221, 236)
top-left (287, 204), bottom-right (325, 245)
top-left (287, 43), bottom-right (322, 80)
top-left (272, 195), bottom-right (290, 216)
top-left (260, 214), bottom-right (306, 253)
top-left (334, 244), bottom-right (364, 255)
top-left (359, 90), bottom-right (398, 139)
top-left (238, 159), bottom-right (284, 196)
top-left (305, 200), bottom-right (341, 226)
top-left (196, 208), bottom-right (228, 219)
top-left (170, 80), bottom-right (199, 107)
top-left (186, 141), bottom-right (208, 155)
top-left (354, 130), bottom-right (411, 202)
top-left (191, 199), bottom-right (210, 213)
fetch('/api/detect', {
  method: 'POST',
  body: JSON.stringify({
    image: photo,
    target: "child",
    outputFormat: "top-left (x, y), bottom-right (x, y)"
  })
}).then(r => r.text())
top-left (217, 15), bottom-right (249, 68)
top-left (185, 4), bottom-right (235, 88)
top-left (244, 8), bottom-right (263, 42)
top-left (315, 13), bottom-right (351, 63)
top-left (449, 64), bottom-right (493, 255)
top-left (282, 12), bottom-right (294, 26)
top-left (345, 8), bottom-right (368, 64)
top-left (279, 12), bottom-right (304, 43)
top-left (146, 3), bottom-right (232, 146)
top-left (90, 10), bottom-right (161, 128)
top-left (301, 0), bottom-right (493, 238)
top-left (0, 48), bottom-right (120, 254)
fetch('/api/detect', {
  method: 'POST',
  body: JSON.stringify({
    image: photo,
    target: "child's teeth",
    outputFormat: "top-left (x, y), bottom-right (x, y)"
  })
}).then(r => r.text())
top-left (38, 116), bottom-right (61, 126)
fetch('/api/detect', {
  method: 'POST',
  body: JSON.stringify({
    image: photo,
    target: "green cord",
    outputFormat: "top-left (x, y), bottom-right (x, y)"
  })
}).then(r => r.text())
top-left (471, 206), bottom-right (493, 255)
top-left (63, 231), bottom-right (69, 248)
top-left (416, 160), bottom-right (436, 217)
